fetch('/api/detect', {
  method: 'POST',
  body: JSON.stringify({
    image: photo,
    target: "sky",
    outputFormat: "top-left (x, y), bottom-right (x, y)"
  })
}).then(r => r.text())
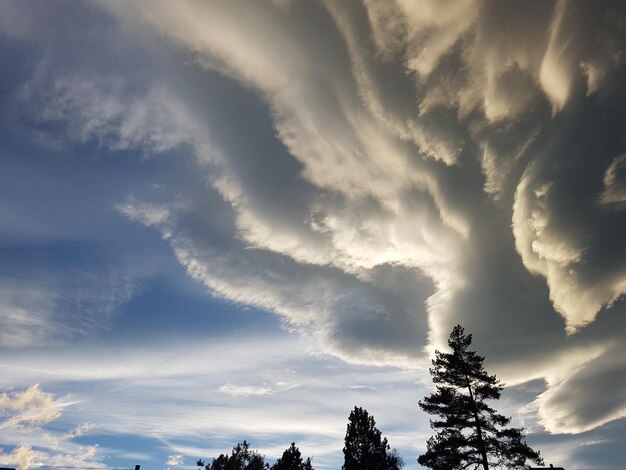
top-left (0, 1), bottom-right (625, 469)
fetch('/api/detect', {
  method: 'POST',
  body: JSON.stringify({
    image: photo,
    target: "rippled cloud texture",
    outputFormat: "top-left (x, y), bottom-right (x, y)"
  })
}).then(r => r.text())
top-left (0, 1), bottom-right (625, 469)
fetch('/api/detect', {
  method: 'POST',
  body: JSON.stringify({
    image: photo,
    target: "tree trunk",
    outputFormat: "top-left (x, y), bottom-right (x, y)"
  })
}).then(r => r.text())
top-left (465, 373), bottom-right (489, 470)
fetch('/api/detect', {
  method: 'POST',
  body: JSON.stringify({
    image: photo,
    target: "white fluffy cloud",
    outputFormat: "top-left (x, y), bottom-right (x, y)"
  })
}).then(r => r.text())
top-left (0, 385), bottom-right (102, 470)
top-left (0, 385), bottom-right (60, 430)
top-left (536, 342), bottom-right (626, 434)
top-left (166, 454), bottom-right (184, 466)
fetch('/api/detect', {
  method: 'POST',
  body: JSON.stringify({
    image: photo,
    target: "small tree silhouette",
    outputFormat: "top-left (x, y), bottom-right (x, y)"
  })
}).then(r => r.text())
top-left (271, 442), bottom-right (313, 470)
top-left (197, 441), bottom-right (267, 470)
top-left (342, 406), bottom-right (403, 470)
top-left (418, 325), bottom-right (543, 470)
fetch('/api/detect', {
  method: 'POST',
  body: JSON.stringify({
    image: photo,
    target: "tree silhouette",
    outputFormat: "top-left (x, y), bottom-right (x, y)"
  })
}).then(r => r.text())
top-left (197, 441), bottom-right (268, 470)
top-left (418, 325), bottom-right (543, 470)
top-left (342, 406), bottom-right (403, 470)
top-left (271, 442), bottom-right (313, 470)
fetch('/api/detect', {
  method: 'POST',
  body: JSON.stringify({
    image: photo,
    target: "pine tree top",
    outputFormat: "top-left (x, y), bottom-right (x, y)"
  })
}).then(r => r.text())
top-left (430, 325), bottom-right (502, 400)
top-left (418, 325), bottom-right (543, 470)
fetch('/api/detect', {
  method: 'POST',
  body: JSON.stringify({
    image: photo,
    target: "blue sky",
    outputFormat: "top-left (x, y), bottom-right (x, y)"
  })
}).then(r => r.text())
top-left (1, 1), bottom-right (625, 469)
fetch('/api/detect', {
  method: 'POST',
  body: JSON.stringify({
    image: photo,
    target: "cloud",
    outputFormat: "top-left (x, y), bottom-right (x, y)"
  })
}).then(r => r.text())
top-left (64, 422), bottom-right (97, 440)
top-left (21, 74), bottom-right (195, 156)
top-left (599, 154), bottom-right (626, 207)
top-left (167, 454), bottom-right (184, 466)
top-left (218, 384), bottom-right (274, 397)
top-left (512, 101), bottom-right (626, 332)
top-left (0, 385), bottom-right (60, 430)
top-left (0, 332), bottom-right (617, 470)
top-left (536, 342), bottom-right (626, 434)
top-left (0, 261), bottom-right (148, 348)
top-left (0, 444), bottom-right (40, 470)
top-left (0, 443), bottom-right (101, 470)
top-left (0, 285), bottom-right (59, 348)
top-left (116, 204), bottom-right (171, 229)
top-left (0, 385), bottom-right (104, 470)
top-left (73, 0), bottom-right (626, 437)
top-left (0, 336), bottom-right (430, 469)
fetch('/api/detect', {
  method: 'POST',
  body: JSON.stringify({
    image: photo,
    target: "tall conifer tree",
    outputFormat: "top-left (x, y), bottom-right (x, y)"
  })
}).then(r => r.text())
top-left (418, 325), bottom-right (543, 470)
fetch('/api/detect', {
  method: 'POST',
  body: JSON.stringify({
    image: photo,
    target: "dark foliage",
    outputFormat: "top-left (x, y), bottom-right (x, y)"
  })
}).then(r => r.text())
top-left (418, 325), bottom-right (544, 470)
top-left (342, 406), bottom-right (403, 470)
top-left (270, 442), bottom-right (313, 470)
top-left (197, 441), bottom-right (268, 470)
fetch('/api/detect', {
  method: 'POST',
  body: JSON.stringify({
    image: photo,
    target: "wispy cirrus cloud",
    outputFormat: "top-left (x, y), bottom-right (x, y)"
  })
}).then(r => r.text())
top-left (0, 335), bottom-right (430, 469)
